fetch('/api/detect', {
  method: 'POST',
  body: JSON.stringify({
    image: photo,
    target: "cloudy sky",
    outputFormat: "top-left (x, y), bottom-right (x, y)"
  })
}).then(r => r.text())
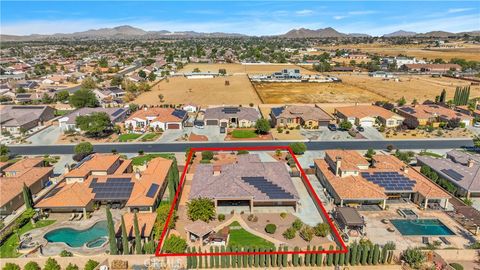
top-left (1, 1), bottom-right (479, 36)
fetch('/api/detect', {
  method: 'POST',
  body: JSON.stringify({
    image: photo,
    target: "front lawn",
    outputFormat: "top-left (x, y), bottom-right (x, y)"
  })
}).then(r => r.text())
top-left (0, 220), bottom-right (55, 258)
top-left (227, 221), bottom-right (274, 249)
top-left (418, 151), bottom-right (444, 158)
top-left (131, 153), bottom-right (175, 166)
top-left (141, 133), bottom-right (160, 141)
top-left (231, 129), bottom-right (258, 139)
top-left (118, 133), bottom-right (142, 142)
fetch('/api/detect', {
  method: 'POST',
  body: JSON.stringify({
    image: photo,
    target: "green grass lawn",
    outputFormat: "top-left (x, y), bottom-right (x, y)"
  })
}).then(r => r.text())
top-left (118, 133), bottom-right (142, 142)
top-left (231, 129), bottom-right (258, 139)
top-left (0, 220), bottom-right (55, 258)
top-left (227, 221), bottom-right (274, 249)
top-left (141, 133), bottom-right (160, 141)
top-left (131, 153), bottom-right (175, 166)
top-left (418, 151), bottom-right (444, 158)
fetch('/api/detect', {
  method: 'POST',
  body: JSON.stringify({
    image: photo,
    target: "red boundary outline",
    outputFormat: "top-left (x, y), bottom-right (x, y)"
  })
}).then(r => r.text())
top-left (155, 145), bottom-right (347, 257)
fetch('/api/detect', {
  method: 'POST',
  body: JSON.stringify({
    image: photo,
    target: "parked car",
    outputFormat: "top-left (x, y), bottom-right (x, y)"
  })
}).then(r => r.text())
top-left (356, 126), bottom-right (365, 132)
top-left (474, 122), bottom-right (480, 128)
top-left (328, 124), bottom-right (337, 131)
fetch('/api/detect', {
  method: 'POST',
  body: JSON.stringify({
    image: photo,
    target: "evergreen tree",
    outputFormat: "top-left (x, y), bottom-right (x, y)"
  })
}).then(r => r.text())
top-left (221, 246), bottom-right (226, 268)
top-left (199, 250), bottom-right (203, 268)
top-left (22, 184), bottom-right (33, 209)
top-left (345, 246), bottom-right (350, 266)
top-left (439, 89), bottom-right (447, 103)
top-left (133, 212), bottom-right (142, 254)
top-left (293, 246), bottom-right (299, 266)
top-left (356, 245), bottom-right (363, 265)
top-left (243, 247), bottom-right (248, 268)
top-left (259, 247), bottom-right (265, 267)
top-left (186, 247), bottom-right (192, 268)
top-left (305, 245), bottom-right (311, 266)
top-left (253, 247), bottom-right (259, 267)
top-left (373, 244), bottom-right (380, 265)
top-left (282, 246), bottom-right (288, 267)
top-left (225, 246), bottom-right (230, 268)
top-left (339, 250), bottom-right (345, 265)
top-left (214, 246), bottom-right (220, 268)
top-left (334, 247), bottom-right (340, 265)
top-left (361, 245), bottom-right (369, 265)
top-left (192, 247), bottom-right (198, 268)
top-left (277, 246), bottom-right (282, 267)
top-left (368, 245), bottom-right (374, 264)
top-left (121, 215), bottom-right (129, 254)
top-left (327, 245), bottom-right (334, 266)
top-left (271, 247), bottom-right (276, 267)
top-left (106, 206), bottom-right (118, 255)
top-left (350, 243), bottom-right (357, 265)
top-left (316, 247), bottom-right (323, 266)
top-left (381, 246), bottom-right (387, 264)
top-left (210, 246), bottom-right (214, 267)
top-left (310, 246), bottom-right (316, 266)
top-left (265, 248), bottom-right (270, 267)
top-left (453, 87), bottom-right (459, 105)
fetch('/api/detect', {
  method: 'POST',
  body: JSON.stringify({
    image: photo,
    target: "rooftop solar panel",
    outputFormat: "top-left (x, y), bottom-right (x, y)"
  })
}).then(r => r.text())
top-left (440, 169), bottom-right (464, 181)
top-left (361, 171), bottom-right (416, 191)
top-left (242, 176), bottom-right (295, 200)
top-left (111, 109), bottom-right (125, 117)
top-left (146, 183), bottom-right (160, 198)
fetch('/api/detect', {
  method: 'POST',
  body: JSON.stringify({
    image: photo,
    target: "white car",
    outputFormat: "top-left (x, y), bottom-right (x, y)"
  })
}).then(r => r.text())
top-left (474, 122), bottom-right (480, 128)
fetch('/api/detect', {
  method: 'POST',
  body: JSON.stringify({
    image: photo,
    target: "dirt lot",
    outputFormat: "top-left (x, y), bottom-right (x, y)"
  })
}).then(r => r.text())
top-left (133, 75), bottom-right (261, 106)
top-left (180, 63), bottom-right (316, 74)
top-left (316, 43), bottom-right (480, 61)
top-left (254, 82), bottom-right (385, 103)
top-left (334, 74), bottom-right (480, 102)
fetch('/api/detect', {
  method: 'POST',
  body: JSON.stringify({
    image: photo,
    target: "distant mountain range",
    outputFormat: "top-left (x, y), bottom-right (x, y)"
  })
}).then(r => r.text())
top-left (1, 25), bottom-right (479, 41)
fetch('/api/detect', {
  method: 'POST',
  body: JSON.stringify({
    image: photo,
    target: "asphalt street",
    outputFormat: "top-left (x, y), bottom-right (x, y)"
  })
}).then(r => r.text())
top-left (9, 139), bottom-right (474, 155)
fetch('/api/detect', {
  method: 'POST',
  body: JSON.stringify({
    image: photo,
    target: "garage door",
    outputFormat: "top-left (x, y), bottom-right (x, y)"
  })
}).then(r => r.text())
top-left (206, 120), bottom-right (218, 126)
top-left (318, 121), bottom-right (329, 127)
top-left (167, 123), bottom-right (180, 129)
top-left (361, 121), bottom-right (374, 127)
top-left (220, 122), bottom-right (228, 127)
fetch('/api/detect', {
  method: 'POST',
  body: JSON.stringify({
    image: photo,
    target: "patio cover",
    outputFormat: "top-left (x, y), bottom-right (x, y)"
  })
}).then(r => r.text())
top-left (336, 207), bottom-right (365, 227)
top-left (184, 220), bottom-right (214, 238)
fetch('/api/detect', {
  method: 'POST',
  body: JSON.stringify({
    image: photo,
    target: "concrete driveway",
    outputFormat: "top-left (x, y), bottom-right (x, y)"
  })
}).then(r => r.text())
top-left (26, 125), bottom-right (61, 145)
top-left (157, 129), bottom-right (189, 143)
top-left (291, 177), bottom-right (323, 226)
top-left (191, 126), bottom-right (226, 142)
top-left (359, 127), bottom-right (385, 140)
top-left (301, 127), bottom-right (352, 141)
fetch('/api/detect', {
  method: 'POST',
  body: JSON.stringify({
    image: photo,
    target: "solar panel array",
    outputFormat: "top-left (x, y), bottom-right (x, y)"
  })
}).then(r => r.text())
top-left (146, 183), bottom-right (160, 198)
top-left (111, 109), bottom-right (125, 117)
top-left (242, 177), bottom-right (295, 199)
top-left (440, 169), bottom-right (464, 181)
top-left (271, 107), bottom-right (285, 117)
top-left (222, 107), bottom-right (241, 114)
top-left (172, 109), bottom-right (187, 119)
top-left (361, 172), bottom-right (416, 191)
top-left (89, 177), bottom-right (134, 201)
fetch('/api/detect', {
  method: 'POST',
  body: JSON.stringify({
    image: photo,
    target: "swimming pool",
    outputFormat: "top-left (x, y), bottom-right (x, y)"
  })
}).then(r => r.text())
top-left (44, 221), bottom-right (108, 248)
top-left (391, 219), bottom-right (455, 236)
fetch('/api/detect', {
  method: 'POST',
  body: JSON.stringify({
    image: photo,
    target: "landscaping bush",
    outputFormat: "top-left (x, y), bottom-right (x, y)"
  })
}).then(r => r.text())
top-left (2, 263), bottom-right (20, 270)
top-left (280, 212), bottom-right (287, 219)
top-left (84, 260), bottom-right (99, 270)
top-left (60, 249), bottom-right (73, 257)
top-left (44, 258), bottom-right (61, 270)
top-left (402, 248), bottom-right (425, 269)
top-left (187, 198), bottom-right (215, 222)
top-left (247, 214), bottom-right (255, 221)
top-left (201, 151), bottom-right (214, 160)
top-left (450, 263), bottom-right (464, 270)
top-left (237, 150), bottom-right (249, 155)
top-left (265, 224), bottom-right (277, 234)
top-left (65, 263), bottom-right (79, 270)
top-left (292, 218), bottom-right (303, 231)
top-left (299, 225), bottom-right (315, 242)
top-left (282, 227), bottom-right (296, 240)
top-left (162, 235), bottom-right (187, 253)
top-left (314, 223), bottom-right (330, 237)
top-left (218, 214), bottom-right (225, 221)
top-left (289, 142), bottom-right (307, 155)
top-left (23, 262), bottom-right (40, 270)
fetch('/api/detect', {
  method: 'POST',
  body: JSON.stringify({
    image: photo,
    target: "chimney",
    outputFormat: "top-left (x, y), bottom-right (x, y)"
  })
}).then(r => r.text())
top-left (335, 157), bottom-right (342, 176)
top-left (135, 168), bottom-right (141, 180)
top-left (467, 159), bottom-right (474, 168)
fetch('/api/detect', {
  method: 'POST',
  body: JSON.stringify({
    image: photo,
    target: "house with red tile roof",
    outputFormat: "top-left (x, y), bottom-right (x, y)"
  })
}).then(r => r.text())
top-left (36, 154), bottom-right (173, 217)
top-left (314, 150), bottom-right (450, 210)
top-left (335, 105), bottom-right (404, 128)
top-left (125, 107), bottom-right (188, 131)
top-left (396, 104), bottom-right (473, 128)
top-left (0, 158), bottom-right (53, 215)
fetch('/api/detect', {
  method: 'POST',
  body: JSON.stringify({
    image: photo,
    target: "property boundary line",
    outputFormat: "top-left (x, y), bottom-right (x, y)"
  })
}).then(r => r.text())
top-left (154, 145), bottom-right (347, 257)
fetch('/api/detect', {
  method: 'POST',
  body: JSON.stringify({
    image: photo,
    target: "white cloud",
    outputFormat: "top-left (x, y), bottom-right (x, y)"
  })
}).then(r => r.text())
top-left (333, 15), bottom-right (346, 20)
top-left (296, 9), bottom-right (314, 16)
top-left (447, 8), bottom-right (474, 13)
top-left (348, 10), bottom-right (377, 15)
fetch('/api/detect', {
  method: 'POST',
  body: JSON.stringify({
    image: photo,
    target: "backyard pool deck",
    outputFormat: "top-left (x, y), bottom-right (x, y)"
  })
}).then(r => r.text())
top-left (27, 208), bottom-right (123, 256)
top-left (359, 204), bottom-right (477, 252)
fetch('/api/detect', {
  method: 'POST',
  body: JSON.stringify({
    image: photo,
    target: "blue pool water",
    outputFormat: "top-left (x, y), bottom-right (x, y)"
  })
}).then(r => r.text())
top-left (391, 219), bottom-right (455, 236)
top-left (44, 221), bottom-right (108, 248)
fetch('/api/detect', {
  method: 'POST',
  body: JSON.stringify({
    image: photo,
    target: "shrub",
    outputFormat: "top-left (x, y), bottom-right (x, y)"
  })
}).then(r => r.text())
top-left (201, 151), bottom-right (214, 160)
top-left (292, 218), bottom-right (303, 231)
top-left (247, 214), bottom-right (255, 221)
top-left (2, 263), bottom-right (20, 270)
top-left (402, 248), bottom-right (425, 269)
top-left (218, 214), bottom-right (225, 221)
top-left (450, 263), bottom-right (464, 270)
top-left (84, 260), bottom-right (99, 270)
top-left (237, 150), bottom-right (249, 155)
top-left (252, 216), bottom-right (258, 222)
top-left (314, 223), bottom-right (330, 237)
top-left (44, 258), bottom-right (61, 270)
top-left (299, 225), bottom-right (315, 242)
top-left (289, 142), bottom-right (307, 155)
top-left (163, 235), bottom-right (187, 253)
top-left (187, 198), bottom-right (216, 222)
top-left (280, 212), bottom-right (287, 219)
top-left (282, 227), bottom-right (296, 239)
top-left (74, 142), bottom-right (93, 155)
top-left (65, 263), bottom-right (79, 270)
top-left (23, 262), bottom-right (41, 270)
top-left (60, 249), bottom-right (73, 257)
top-left (265, 224), bottom-right (277, 234)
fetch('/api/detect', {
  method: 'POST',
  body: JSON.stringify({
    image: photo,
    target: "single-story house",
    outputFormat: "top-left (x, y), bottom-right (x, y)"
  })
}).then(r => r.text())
top-left (314, 150), bottom-right (450, 210)
top-left (182, 104), bottom-right (198, 113)
top-left (0, 105), bottom-right (55, 134)
top-left (417, 150), bottom-right (480, 199)
top-left (58, 107), bottom-right (129, 132)
top-left (0, 158), bottom-right (53, 215)
top-left (335, 105), bottom-right (405, 128)
top-left (270, 105), bottom-right (333, 128)
top-left (116, 212), bottom-right (157, 241)
top-left (36, 154), bottom-right (173, 216)
top-left (396, 104), bottom-right (473, 128)
top-left (204, 106), bottom-right (260, 128)
top-left (402, 64), bottom-right (461, 73)
top-left (189, 154), bottom-right (299, 213)
top-left (124, 107), bottom-right (188, 132)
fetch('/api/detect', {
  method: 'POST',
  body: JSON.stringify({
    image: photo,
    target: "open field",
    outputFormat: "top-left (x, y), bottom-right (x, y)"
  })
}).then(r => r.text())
top-left (180, 63), bottom-right (316, 74)
top-left (133, 75), bottom-right (261, 105)
top-left (334, 74), bottom-right (480, 102)
top-left (254, 82), bottom-right (385, 103)
top-left (316, 43), bottom-right (480, 61)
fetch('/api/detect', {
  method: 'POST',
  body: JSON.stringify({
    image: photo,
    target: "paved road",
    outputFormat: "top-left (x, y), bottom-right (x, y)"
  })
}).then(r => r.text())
top-left (8, 139), bottom-right (474, 155)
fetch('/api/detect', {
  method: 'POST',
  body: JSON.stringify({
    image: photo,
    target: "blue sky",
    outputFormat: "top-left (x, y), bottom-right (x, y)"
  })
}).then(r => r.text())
top-left (1, 1), bottom-right (479, 36)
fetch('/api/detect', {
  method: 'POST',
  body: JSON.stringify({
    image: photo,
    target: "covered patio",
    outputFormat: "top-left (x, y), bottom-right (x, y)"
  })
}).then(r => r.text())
top-left (184, 220), bottom-right (214, 245)
top-left (334, 207), bottom-right (366, 236)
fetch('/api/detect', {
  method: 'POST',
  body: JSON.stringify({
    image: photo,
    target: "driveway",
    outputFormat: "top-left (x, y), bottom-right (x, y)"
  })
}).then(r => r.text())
top-left (26, 125), bottom-right (61, 145)
top-left (157, 129), bottom-right (189, 143)
top-left (296, 150), bottom-right (325, 169)
top-left (359, 127), bottom-right (385, 140)
top-left (191, 126), bottom-right (226, 142)
top-left (291, 177), bottom-right (323, 226)
top-left (300, 127), bottom-right (352, 141)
